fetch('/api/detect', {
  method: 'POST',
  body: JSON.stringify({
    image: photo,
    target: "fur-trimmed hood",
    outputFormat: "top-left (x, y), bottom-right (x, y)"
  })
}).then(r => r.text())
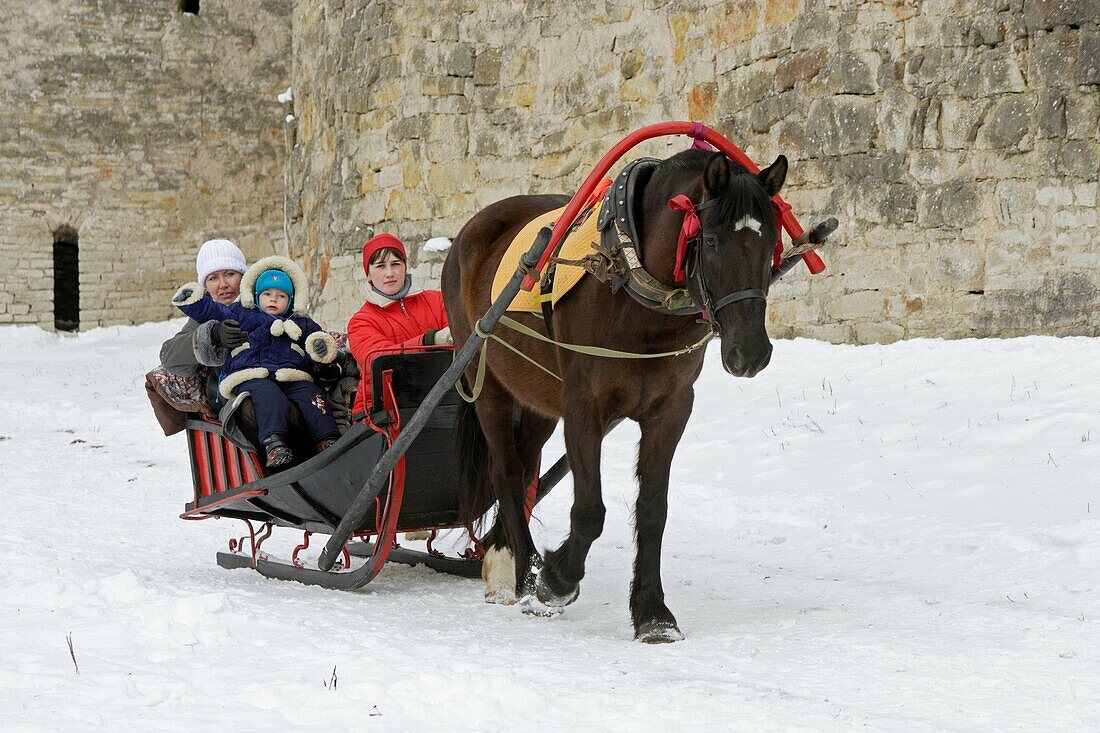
top-left (240, 255), bottom-right (309, 314)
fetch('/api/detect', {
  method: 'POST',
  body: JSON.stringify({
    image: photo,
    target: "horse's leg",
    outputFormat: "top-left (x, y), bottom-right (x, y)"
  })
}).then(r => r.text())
top-left (479, 450), bottom-right (517, 604)
top-left (481, 405), bottom-right (557, 604)
top-left (473, 384), bottom-right (542, 604)
top-left (537, 401), bottom-right (607, 607)
top-left (631, 391), bottom-right (693, 643)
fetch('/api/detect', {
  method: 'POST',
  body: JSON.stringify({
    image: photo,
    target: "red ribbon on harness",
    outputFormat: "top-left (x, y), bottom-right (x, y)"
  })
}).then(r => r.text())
top-left (770, 198), bottom-right (789, 269)
top-left (689, 121), bottom-right (717, 151)
top-left (668, 194), bottom-right (700, 284)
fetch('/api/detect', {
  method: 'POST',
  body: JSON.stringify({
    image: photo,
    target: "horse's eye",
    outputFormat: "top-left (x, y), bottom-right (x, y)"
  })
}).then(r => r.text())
top-left (702, 236), bottom-right (718, 248)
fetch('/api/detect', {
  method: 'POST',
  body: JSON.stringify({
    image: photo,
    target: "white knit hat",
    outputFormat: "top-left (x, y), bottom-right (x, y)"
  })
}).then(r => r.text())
top-left (195, 239), bottom-right (247, 283)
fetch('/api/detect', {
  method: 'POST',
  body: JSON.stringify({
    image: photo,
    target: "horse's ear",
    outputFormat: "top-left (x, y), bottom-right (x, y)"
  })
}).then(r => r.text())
top-left (758, 155), bottom-right (788, 196)
top-left (703, 153), bottom-right (730, 195)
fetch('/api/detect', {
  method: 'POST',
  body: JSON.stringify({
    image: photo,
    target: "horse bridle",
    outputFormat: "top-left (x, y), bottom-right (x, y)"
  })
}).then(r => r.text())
top-left (680, 196), bottom-right (769, 331)
top-left (580, 157), bottom-right (772, 322)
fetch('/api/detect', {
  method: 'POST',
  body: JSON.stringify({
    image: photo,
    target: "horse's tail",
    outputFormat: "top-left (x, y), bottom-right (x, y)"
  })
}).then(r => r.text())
top-left (455, 386), bottom-right (494, 526)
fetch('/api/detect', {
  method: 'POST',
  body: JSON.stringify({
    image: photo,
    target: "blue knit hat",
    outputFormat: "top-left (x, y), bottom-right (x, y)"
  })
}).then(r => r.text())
top-left (254, 269), bottom-right (295, 313)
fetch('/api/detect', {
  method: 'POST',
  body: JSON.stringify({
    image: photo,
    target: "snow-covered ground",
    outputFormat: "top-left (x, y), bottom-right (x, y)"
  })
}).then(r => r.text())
top-left (1, 321), bottom-right (1097, 730)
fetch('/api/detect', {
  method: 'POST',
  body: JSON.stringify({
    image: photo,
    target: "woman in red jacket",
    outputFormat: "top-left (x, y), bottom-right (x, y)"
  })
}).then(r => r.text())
top-left (347, 233), bottom-right (451, 417)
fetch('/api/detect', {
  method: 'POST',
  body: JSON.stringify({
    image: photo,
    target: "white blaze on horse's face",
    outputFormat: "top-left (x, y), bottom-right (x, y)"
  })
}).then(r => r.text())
top-left (699, 153), bottom-right (788, 379)
top-left (734, 215), bottom-right (762, 235)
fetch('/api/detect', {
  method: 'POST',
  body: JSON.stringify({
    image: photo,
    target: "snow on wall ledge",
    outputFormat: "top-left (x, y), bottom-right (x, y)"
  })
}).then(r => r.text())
top-left (286, 0), bottom-right (1099, 342)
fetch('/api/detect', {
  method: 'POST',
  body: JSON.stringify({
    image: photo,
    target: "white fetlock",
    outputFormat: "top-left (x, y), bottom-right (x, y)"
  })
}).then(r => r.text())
top-left (482, 546), bottom-right (516, 605)
top-left (485, 587), bottom-right (517, 605)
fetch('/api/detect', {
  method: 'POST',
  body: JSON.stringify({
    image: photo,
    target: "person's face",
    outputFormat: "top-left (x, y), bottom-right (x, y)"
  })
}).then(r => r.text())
top-left (259, 289), bottom-right (289, 316)
top-left (204, 269), bottom-right (242, 305)
top-left (368, 253), bottom-right (407, 296)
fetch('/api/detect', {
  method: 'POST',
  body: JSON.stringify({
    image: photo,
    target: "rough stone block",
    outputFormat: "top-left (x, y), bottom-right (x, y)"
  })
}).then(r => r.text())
top-left (829, 290), bottom-right (885, 320)
top-left (444, 43), bottom-right (475, 78)
top-left (751, 24), bottom-right (794, 61)
top-left (824, 52), bottom-right (881, 95)
top-left (1023, 0), bottom-right (1095, 33)
top-left (749, 92), bottom-right (793, 133)
top-left (807, 96), bottom-right (878, 156)
top-left (1074, 182), bottom-right (1097, 207)
top-left (1059, 140), bottom-right (1098, 178)
top-left (427, 160), bottom-right (477, 194)
top-left (421, 76), bottom-right (467, 97)
top-left (904, 13), bottom-right (944, 48)
top-left (764, 0), bottom-right (800, 27)
top-left (1078, 32), bottom-right (1100, 85)
top-left (966, 14), bottom-right (1006, 47)
top-left (713, 0), bottom-right (759, 50)
top-left (956, 48), bottom-right (1026, 97)
top-left (473, 47), bottom-right (503, 86)
top-left (1063, 90), bottom-right (1098, 143)
top-left (918, 180), bottom-right (982, 229)
top-left (878, 88), bottom-right (918, 152)
top-left (807, 322), bottom-right (854, 344)
top-left (775, 49), bottom-right (828, 91)
top-left (390, 114), bottom-right (430, 141)
top-left (940, 97), bottom-right (990, 149)
top-left (854, 321), bottom-right (906, 343)
top-left (1036, 90), bottom-right (1068, 139)
top-left (720, 61), bottom-right (777, 111)
top-left (1035, 185), bottom-right (1075, 207)
top-left (977, 96), bottom-right (1033, 149)
top-left (1030, 30), bottom-right (1078, 87)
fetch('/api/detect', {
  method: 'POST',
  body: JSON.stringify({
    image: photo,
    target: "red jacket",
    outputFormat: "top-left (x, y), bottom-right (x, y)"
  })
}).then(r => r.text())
top-left (347, 288), bottom-right (448, 414)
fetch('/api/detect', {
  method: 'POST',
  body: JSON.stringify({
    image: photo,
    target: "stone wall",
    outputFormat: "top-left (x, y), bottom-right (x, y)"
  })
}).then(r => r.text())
top-left (0, 0), bottom-right (291, 331)
top-left (288, 0), bottom-right (1098, 341)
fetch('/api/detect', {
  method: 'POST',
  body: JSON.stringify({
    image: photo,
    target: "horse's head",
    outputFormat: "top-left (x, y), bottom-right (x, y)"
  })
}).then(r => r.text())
top-left (681, 152), bottom-right (786, 378)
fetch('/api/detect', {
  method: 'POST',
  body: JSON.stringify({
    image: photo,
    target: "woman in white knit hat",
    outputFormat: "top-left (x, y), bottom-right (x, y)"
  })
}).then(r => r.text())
top-left (158, 239), bottom-right (250, 376)
top-left (147, 240), bottom-right (249, 431)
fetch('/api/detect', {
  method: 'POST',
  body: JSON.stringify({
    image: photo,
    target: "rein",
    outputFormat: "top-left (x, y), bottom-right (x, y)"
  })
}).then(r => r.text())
top-left (456, 315), bottom-right (713, 403)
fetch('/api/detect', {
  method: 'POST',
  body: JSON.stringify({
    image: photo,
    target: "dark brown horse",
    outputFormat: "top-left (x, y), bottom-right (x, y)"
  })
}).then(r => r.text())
top-left (441, 148), bottom-right (787, 641)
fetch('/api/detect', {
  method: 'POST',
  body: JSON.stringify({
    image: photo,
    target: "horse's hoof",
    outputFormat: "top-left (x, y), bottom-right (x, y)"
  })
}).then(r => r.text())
top-left (634, 621), bottom-right (685, 644)
top-left (518, 594), bottom-right (563, 618)
top-left (484, 587), bottom-right (517, 605)
top-left (535, 573), bottom-right (579, 608)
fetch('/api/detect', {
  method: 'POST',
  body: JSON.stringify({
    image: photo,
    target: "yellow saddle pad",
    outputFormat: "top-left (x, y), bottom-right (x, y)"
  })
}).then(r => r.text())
top-left (491, 202), bottom-right (602, 312)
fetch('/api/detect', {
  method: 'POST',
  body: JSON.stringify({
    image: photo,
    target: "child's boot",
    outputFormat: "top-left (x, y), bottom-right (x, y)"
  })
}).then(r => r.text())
top-left (263, 434), bottom-right (294, 469)
top-left (316, 435), bottom-right (339, 452)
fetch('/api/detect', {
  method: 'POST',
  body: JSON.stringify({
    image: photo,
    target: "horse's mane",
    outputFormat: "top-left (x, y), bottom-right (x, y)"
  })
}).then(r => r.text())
top-left (658, 148), bottom-right (772, 227)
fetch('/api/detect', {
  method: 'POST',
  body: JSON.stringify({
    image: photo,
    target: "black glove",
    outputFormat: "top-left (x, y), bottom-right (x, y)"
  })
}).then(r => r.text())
top-left (212, 320), bottom-right (247, 349)
top-left (314, 360), bottom-right (342, 384)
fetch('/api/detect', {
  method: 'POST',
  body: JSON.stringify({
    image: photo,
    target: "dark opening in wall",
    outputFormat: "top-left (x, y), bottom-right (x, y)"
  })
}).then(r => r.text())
top-left (53, 226), bottom-right (79, 332)
top-left (180, 0), bottom-right (199, 14)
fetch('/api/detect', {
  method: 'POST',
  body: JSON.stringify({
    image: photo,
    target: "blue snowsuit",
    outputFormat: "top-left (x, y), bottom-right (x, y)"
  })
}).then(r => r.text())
top-left (173, 290), bottom-right (339, 445)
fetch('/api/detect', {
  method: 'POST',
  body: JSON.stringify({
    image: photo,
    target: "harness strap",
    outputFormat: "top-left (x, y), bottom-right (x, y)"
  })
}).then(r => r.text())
top-left (456, 316), bottom-right (714, 403)
top-left (710, 288), bottom-right (766, 313)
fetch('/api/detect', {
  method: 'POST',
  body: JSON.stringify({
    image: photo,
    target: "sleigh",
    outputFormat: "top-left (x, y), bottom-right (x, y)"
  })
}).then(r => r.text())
top-left (180, 121), bottom-right (834, 599)
top-left (182, 347), bottom-right (563, 589)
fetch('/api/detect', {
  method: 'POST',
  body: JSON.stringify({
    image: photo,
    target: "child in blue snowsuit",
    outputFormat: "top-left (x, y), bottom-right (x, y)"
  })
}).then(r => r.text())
top-left (172, 255), bottom-right (340, 468)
